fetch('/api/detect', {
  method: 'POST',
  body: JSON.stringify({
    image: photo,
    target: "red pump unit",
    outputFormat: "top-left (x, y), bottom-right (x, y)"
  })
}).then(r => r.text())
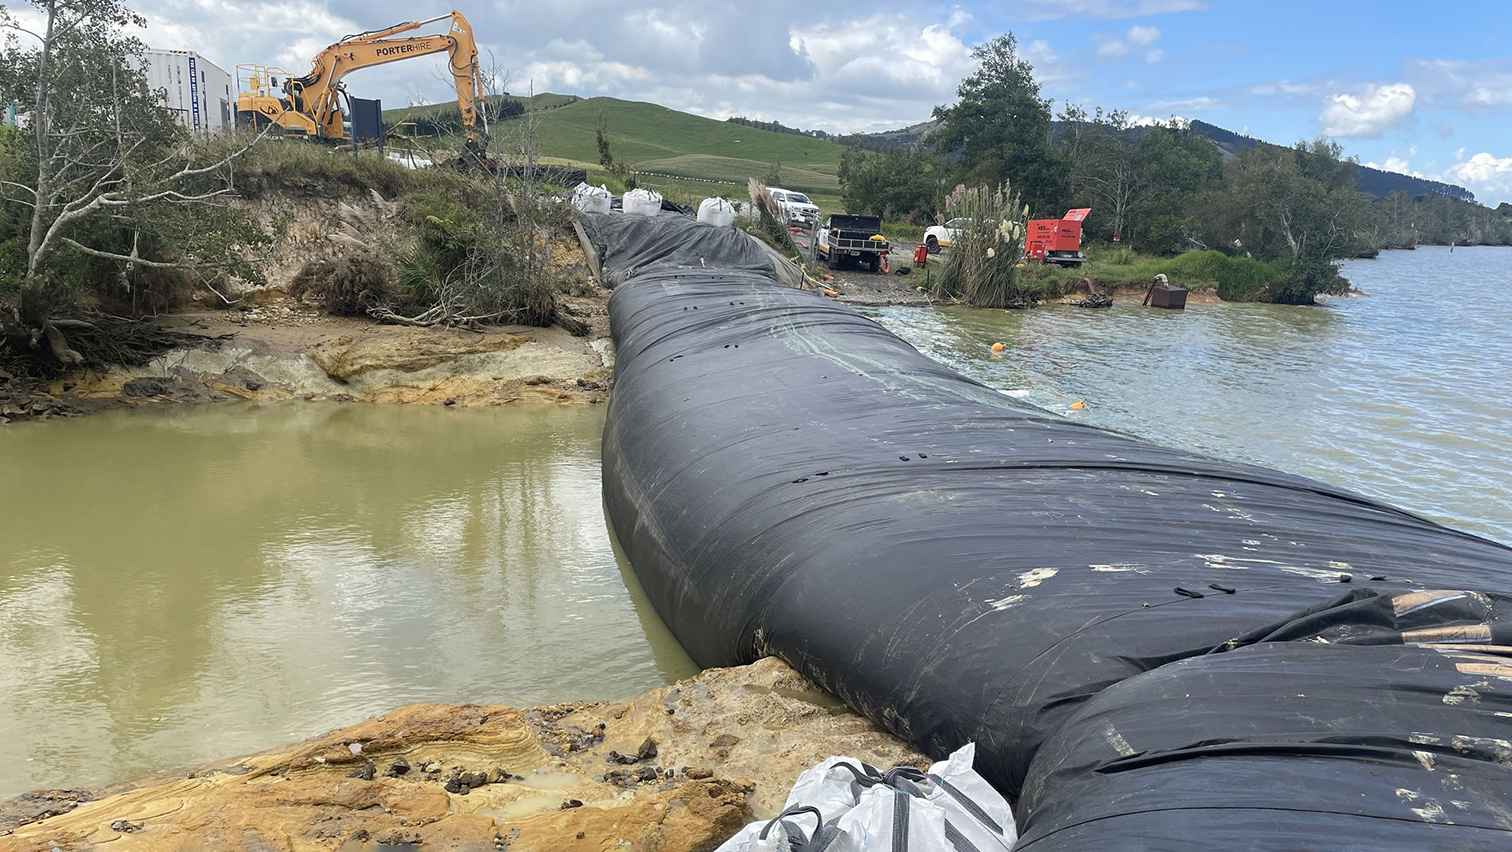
top-left (1025, 208), bottom-right (1090, 267)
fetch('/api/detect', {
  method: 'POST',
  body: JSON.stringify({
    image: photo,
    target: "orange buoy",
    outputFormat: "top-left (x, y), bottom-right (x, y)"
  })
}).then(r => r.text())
top-left (1070, 400), bottom-right (1086, 410)
top-left (990, 342), bottom-right (1005, 353)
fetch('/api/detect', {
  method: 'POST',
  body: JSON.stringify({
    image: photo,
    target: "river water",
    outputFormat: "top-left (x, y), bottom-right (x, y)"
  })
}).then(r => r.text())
top-left (874, 245), bottom-right (1512, 543)
top-left (0, 403), bottom-right (695, 797)
top-left (2, 246), bottom-right (1508, 799)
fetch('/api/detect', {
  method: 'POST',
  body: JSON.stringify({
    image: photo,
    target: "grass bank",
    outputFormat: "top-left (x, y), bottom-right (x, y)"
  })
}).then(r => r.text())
top-left (1021, 246), bottom-right (1285, 301)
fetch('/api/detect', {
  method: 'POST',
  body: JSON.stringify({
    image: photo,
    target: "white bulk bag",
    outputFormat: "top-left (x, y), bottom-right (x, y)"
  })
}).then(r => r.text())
top-left (622, 188), bottom-right (663, 217)
top-left (918, 743), bottom-right (1016, 851)
top-left (571, 182), bottom-right (611, 214)
top-left (698, 197), bottom-right (736, 227)
top-left (715, 743), bottom-right (1015, 852)
top-left (829, 785), bottom-right (949, 852)
top-left (713, 806), bottom-right (839, 852)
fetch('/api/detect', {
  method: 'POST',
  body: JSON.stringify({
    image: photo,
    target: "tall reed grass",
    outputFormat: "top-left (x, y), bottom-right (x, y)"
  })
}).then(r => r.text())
top-left (932, 182), bottom-right (1032, 308)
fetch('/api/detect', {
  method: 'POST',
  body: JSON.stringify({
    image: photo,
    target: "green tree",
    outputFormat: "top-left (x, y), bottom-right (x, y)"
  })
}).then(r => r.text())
top-left (1068, 109), bottom-right (1146, 242)
top-left (1121, 123), bottom-right (1222, 253)
top-left (1204, 139), bottom-right (1367, 303)
top-left (1054, 109), bottom-right (1218, 252)
top-left (838, 146), bottom-right (955, 223)
top-left (1, 0), bottom-right (269, 365)
top-left (931, 33), bottom-right (1065, 212)
top-left (1393, 193), bottom-right (1512, 246)
top-left (595, 119), bottom-right (614, 168)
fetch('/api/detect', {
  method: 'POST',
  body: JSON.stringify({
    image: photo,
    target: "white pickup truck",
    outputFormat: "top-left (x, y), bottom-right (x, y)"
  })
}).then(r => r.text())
top-left (922, 218), bottom-right (971, 253)
top-left (769, 187), bottom-right (820, 229)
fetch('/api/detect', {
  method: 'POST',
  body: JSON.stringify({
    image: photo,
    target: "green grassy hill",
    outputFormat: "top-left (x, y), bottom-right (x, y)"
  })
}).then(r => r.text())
top-left (381, 92), bottom-right (579, 125)
top-left (515, 96), bottom-right (845, 209)
top-left (391, 94), bottom-right (849, 212)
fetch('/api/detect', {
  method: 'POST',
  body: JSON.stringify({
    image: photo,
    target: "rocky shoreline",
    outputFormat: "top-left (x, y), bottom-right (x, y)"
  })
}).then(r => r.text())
top-left (0, 287), bottom-right (616, 425)
top-left (1, 659), bottom-right (924, 851)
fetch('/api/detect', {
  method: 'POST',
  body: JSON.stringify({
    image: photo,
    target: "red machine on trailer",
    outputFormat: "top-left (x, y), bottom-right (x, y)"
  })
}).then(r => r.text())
top-left (1025, 208), bottom-right (1090, 266)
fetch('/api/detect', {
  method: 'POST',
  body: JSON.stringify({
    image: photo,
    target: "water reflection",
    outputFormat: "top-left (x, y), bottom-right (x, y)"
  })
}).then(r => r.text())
top-left (875, 246), bottom-right (1511, 543)
top-left (0, 402), bottom-right (696, 796)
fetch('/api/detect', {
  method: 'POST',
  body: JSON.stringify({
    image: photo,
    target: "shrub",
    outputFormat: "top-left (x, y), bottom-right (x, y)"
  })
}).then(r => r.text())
top-left (1165, 251), bottom-right (1283, 301)
top-left (1267, 255), bottom-right (1348, 305)
top-left (227, 140), bottom-right (417, 199)
top-left (289, 255), bottom-right (394, 315)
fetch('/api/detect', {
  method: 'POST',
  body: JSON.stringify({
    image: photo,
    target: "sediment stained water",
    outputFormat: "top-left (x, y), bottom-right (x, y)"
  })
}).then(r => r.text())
top-left (4, 247), bottom-right (1507, 798)
top-left (875, 245), bottom-right (1512, 543)
top-left (0, 402), bottom-right (696, 797)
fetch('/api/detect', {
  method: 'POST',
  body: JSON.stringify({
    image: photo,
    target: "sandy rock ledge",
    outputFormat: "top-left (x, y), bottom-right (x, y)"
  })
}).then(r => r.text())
top-left (1, 659), bottom-right (924, 852)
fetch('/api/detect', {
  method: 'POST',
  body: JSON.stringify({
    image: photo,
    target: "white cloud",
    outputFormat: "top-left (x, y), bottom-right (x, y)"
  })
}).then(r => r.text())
top-left (1095, 39), bottom-right (1129, 58)
top-left (1017, 39), bottom-right (1081, 85)
top-left (1454, 147), bottom-right (1466, 160)
top-left (120, 0), bottom-right (1019, 135)
top-left (1408, 59), bottom-right (1512, 111)
top-left (1446, 152), bottom-right (1512, 200)
top-left (506, 9), bottom-right (1004, 134)
top-left (1364, 156), bottom-right (1423, 178)
top-left (1126, 114), bottom-right (1189, 128)
top-left (1005, 0), bottom-right (1204, 19)
top-left (1094, 25), bottom-right (1164, 62)
top-left (1148, 95), bottom-right (1220, 113)
top-left (1319, 83), bottom-right (1416, 138)
top-left (1249, 80), bottom-right (1313, 97)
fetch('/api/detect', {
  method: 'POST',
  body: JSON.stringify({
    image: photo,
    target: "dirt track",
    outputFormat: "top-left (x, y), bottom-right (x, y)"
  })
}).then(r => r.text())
top-left (790, 230), bottom-right (935, 307)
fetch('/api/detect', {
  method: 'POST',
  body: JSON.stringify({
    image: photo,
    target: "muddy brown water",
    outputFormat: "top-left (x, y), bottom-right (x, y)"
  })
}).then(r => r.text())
top-left (0, 403), bottom-right (696, 797)
top-left (874, 245), bottom-right (1512, 543)
top-left (4, 246), bottom-right (1508, 799)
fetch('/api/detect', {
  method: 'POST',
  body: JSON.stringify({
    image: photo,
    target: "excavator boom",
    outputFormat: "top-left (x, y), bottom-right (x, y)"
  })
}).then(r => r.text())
top-left (235, 10), bottom-right (485, 155)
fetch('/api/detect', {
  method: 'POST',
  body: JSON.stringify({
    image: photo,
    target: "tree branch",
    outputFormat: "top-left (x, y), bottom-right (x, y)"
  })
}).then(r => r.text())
top-left (59, 237), bottom-right (224, 269)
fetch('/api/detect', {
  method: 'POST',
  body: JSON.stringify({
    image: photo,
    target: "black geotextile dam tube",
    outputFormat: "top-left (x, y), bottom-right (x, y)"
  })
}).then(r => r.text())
top-left (590, 213), bottom-right (1512, 848)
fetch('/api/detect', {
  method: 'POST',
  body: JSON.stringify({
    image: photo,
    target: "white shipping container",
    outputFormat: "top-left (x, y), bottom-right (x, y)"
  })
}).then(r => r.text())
top-left (143, 49), bottom-right (233, 135)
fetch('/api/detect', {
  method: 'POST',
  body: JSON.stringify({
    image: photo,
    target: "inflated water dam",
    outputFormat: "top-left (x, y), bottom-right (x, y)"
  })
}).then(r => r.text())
top-left (588, 212), bottom-right (1512, 850)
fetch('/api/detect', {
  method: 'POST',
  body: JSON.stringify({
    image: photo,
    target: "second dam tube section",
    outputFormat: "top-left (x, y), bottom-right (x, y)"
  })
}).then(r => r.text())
top-left (591, 212), bottom-right (1512, 850)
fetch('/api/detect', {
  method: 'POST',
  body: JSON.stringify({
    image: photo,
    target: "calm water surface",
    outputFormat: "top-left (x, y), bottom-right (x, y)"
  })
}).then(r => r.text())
top-left (876, 245), bottom-right (1512, 543)
top-left (0, 403), bottom-right (695, 796)
top-left (3, 246), bottom-right (1508, 797)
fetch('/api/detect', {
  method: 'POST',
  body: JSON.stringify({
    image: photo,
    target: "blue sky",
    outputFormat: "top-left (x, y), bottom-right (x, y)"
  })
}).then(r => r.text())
top-left (131, 0), bottom-right (1512, 203)
top-left (987, 1), bottom-right (1512, 203)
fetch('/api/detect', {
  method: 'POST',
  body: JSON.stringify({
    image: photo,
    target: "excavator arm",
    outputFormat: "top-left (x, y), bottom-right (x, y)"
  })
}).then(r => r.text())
top-left (237, 10), bottom-right (485, 152)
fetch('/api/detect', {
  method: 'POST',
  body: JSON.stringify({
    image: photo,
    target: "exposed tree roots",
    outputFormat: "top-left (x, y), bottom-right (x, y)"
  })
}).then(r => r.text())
top-left (0, 309), bottom-right (224, 379)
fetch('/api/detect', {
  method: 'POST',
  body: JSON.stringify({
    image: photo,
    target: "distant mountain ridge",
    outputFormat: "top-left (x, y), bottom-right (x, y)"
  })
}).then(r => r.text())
top-left (842, 117), bottom-right (1477, 203)
top-left (1185, 120), bottom-right (1475, 202)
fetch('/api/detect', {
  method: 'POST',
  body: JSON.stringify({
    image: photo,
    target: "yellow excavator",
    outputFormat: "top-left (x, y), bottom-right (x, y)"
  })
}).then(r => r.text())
top-left (235, 10), bottom-right (487, 159)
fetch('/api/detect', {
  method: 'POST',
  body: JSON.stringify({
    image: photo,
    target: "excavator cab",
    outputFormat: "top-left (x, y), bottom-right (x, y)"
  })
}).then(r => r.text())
top-left (236, 64), bottom-right (308, 134)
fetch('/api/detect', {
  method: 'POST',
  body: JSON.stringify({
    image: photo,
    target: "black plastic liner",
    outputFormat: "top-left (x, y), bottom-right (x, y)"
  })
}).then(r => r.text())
top-left (580, 212), bottom-right (801, 288)
top-left (1019, 640), bottom-right (1512, 848)
top-left (592, 212), bottom-right (1512, 847)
